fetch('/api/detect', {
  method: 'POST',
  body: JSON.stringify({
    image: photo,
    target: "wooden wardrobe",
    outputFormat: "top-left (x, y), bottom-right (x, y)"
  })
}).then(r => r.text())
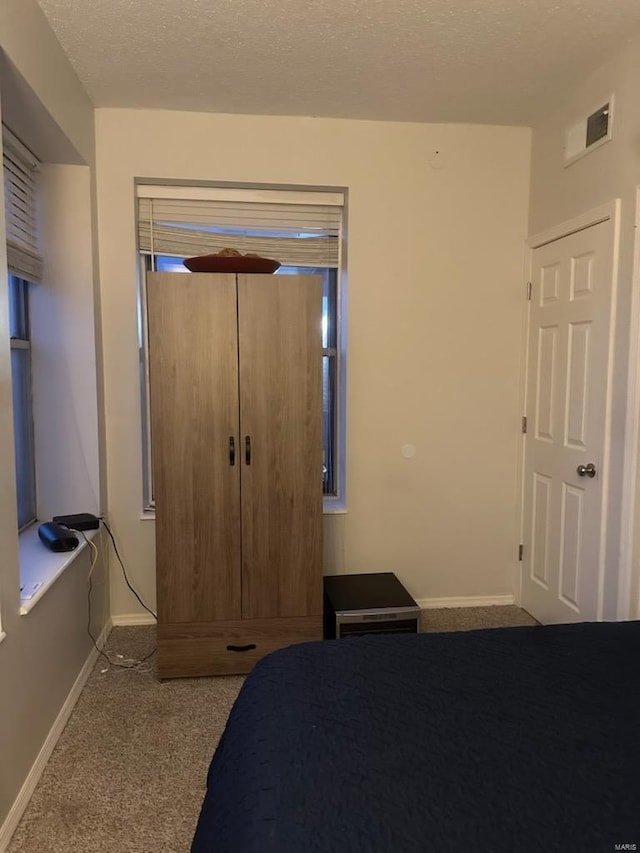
top-left (147, 272), bottom-right (323, 678)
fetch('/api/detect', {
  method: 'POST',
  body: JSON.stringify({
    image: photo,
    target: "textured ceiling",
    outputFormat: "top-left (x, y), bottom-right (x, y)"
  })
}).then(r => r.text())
top-left (36, 0), bottom-right (640, 125)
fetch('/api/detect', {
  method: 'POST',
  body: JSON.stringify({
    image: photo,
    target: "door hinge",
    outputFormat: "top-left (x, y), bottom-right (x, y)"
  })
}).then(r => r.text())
top-left (527, 281), bottom-right (532, 301)
top-left (519, 544), bottom-right (524, 561)
top-left (521, 416), bottom-right (527, 434)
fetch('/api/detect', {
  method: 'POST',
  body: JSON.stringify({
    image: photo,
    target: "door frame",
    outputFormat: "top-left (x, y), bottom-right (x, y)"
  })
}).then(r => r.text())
top-left (516, 199), bottom-right (623, 619)
top-left (619, 187), bottom-right (640, 621)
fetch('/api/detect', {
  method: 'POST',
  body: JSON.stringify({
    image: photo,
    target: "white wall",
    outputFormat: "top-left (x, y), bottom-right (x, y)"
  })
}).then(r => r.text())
top-left (0, 0), bottom-right (107, 836)
top-left (0, 2), bottom-right (93, 165)
top-left (529, 31), bottom-right (640, 618)
top-left (33, 164), bottom-right (102, 521)
top-left (96, 109), bottom-right (531, 614)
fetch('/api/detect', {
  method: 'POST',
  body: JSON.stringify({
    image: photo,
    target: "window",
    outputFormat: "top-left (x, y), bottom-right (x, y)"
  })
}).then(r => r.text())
top-left (8, 277), bottom-right (37, 529)
top-left (3, 126), bottom-right (42, 529)
top-left (136, 185), bottom-right (346, 509)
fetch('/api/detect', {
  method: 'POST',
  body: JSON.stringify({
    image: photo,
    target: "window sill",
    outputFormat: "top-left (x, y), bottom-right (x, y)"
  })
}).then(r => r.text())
top-left (323, 498), bottom-right (348, 514)
top-left (140, 499), bottom-right (348, 521)
top-left (19, 525), bottom-right (98, 615)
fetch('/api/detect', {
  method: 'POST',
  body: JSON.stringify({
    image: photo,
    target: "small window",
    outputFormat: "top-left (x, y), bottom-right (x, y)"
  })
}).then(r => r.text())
top-left (3, 125), bottom-right (41, 531)
top-left (8, 276), bottom-right (37, 529)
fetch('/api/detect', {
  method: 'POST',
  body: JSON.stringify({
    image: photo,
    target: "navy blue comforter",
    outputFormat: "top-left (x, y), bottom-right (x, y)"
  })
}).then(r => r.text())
top-left (192, 621), bottom-right (640, 852)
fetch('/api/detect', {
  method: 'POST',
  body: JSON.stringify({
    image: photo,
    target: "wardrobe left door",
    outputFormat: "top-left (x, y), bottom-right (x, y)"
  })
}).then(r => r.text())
top-left (147, 272), bottom-right (242, 624)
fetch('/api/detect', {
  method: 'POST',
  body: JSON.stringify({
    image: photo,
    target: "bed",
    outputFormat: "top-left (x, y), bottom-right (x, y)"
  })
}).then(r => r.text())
top-left (191, 621), bottom-right (640, 852)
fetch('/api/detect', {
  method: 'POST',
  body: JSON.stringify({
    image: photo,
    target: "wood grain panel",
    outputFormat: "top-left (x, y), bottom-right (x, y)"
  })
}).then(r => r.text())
top-left (158, 616), bottom-right (323, 678)
top-left (147, 272), bottom-right (241, 624)
top-left (237, 275), bottom-right (323, 620)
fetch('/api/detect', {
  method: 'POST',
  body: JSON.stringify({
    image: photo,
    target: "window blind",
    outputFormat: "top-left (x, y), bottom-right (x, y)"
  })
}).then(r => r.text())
top-left (2, 126), bottom-right (42, 283)
top-left (136, 186), bottom-right (344, 268)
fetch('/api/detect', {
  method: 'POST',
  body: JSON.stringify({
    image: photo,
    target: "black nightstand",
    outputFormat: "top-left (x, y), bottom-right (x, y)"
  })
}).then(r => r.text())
top-left (323, 572), bottom-right (421, 639)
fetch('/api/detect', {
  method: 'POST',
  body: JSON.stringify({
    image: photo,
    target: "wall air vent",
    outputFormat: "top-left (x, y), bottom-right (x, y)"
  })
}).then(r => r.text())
top-left (564, 96), bottom-right (614, 167)
top-left (586, 104), bottom-right (610, 146)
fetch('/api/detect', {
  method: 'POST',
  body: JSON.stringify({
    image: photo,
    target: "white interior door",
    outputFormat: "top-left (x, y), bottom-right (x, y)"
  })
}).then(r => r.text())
top-left (522, 217), bottom-right (616, 624)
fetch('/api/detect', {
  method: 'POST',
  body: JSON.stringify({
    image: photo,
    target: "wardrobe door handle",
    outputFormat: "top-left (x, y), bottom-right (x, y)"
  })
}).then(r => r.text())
top-left (229, 436), bottom-right (235, 466)
top-left (226, 643), bottom-right (256, 653)
top-left (245, 435), bottom-right (251, 465)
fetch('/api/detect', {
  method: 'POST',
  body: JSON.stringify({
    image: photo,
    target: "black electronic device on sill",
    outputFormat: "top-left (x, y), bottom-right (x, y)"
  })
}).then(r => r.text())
top-left (52, 512), bottom-right (100, 531)
top-left (38, 522), bottom-right (79, 553)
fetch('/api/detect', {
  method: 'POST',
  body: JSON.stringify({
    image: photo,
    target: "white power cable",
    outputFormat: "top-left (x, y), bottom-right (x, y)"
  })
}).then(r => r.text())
top-left (73, 528), bottom-right (156, 674)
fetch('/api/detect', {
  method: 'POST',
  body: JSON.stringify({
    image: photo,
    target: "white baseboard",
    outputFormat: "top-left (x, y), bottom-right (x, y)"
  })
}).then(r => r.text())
top-left (0, 619), bottom-right (112, 853)
top-left (416, 594), bottom-right (515, 609)
top-left (111, 613), bottom-right (157, 626)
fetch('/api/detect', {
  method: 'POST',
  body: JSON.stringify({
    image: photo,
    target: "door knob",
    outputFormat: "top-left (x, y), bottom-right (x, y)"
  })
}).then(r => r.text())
top-left (577, 463), bottom-right (597, 478)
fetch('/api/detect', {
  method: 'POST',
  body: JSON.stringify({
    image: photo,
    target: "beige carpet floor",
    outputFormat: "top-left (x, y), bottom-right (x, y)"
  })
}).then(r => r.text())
top-left (8, 606), bottom-right (537, 853)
